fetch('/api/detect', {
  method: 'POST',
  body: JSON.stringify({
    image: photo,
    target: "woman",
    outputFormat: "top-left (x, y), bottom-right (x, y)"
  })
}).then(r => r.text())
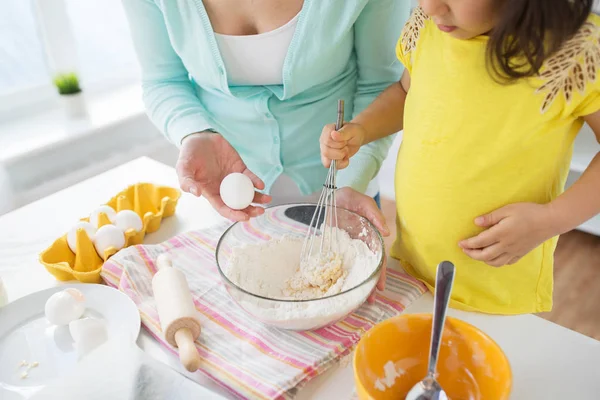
top-left (122, 0), bottom-right (409, 223)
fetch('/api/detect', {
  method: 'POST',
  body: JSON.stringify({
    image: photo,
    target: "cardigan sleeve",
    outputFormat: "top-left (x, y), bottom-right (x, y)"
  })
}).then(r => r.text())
top-left (336, 0), bottom-right (409, 194)
top-left (122, 0), bottom-right (214, 146)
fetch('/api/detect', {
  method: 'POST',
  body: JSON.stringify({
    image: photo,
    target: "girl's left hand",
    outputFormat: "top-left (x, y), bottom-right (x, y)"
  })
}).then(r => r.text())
top-left (458, 203), bottom-right (558, 267)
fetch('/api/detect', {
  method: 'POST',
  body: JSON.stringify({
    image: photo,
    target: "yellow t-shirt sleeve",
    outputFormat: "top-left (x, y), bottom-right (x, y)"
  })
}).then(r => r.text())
top-left (569, 14), bottom-right (600, 118)
top-left (395, 7), bottom-right (429, 75)
top-left (572, 76), bottom-right (600, 118)
top-left (536, 14), bottom-right (600, 118)
top-left (395, 36), bottom-right (412, 74)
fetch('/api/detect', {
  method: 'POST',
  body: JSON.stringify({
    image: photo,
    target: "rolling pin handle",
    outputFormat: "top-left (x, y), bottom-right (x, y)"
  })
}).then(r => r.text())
top-left (174, 327), bottom-right (201, 372)
top-left (156, 253), bottom-right (173, 269)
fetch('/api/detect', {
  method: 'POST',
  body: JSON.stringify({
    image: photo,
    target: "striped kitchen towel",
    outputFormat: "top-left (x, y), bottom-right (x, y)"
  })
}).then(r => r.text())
top-left (101, 222), bottom-right (426, 400)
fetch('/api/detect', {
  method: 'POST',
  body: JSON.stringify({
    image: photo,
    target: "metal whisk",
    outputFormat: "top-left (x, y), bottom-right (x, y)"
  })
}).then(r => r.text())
top-left (300, 99), bottom-right (344, 264)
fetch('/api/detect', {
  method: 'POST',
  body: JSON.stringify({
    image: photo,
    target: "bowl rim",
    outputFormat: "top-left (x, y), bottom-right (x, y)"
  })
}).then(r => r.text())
top-left (215, 202), bottom-right (385, 303)
top-left (352, 313), bottom-right (513, 398)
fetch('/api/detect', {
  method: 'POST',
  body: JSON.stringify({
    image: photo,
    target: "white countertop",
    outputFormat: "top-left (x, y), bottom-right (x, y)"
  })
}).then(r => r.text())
top-left (1, 157), bottom-right (599, 399)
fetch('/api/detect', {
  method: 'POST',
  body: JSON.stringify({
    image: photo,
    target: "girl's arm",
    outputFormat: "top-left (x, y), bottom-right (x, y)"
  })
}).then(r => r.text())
top-left (335, 0), bottom-right (410, 193)
top-left (319, 71), bottom-right (410, 169)
top-left (354, 70), bottom-right (411, 145)
top-left (548, 112), bottom-right (600, 234)
top-left (459, 113), bottom-right (600, 267)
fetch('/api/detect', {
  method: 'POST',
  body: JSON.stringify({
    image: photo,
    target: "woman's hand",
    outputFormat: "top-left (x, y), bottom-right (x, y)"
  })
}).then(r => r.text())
top-left (336, 187), bottom-right (390, 303)
top-left (176, 132), bottom-right (271, 221)
top-left (459, 203), bottom-right (558, 267)
top-left (319, 123), bottom-right (367, 169)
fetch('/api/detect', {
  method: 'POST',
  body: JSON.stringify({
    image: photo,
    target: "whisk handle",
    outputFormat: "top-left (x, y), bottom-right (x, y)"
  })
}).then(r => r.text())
top-left (336, 100), bottom-right (344, 131)
top-left (333, 99), bottom-right (344, 176)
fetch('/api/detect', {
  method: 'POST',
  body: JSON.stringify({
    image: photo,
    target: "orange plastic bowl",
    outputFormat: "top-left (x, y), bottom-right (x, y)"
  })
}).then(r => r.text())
top-left (353, 313), bottom-right (511, 400)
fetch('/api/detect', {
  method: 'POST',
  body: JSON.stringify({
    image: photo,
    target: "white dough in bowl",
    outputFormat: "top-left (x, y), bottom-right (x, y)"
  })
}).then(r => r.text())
top-left (223, 228), bottom-right (380, 330)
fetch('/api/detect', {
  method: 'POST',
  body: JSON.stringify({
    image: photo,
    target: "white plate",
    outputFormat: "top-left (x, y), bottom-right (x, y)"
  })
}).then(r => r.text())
top-left (0, 283), bottom-right (141, 399)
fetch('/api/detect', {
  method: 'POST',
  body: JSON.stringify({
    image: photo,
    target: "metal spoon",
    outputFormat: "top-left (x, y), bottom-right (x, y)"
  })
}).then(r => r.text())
top-left (405, 261), bottom-right (456, 400)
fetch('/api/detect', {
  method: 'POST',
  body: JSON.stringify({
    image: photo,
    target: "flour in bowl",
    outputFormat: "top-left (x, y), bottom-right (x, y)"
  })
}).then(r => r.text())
top-left (284, 249), bottom-right (347, 300)
top-left (222, 227), bottom-right (381, 330)
top-left (226, 228), bottom-right (378, 300)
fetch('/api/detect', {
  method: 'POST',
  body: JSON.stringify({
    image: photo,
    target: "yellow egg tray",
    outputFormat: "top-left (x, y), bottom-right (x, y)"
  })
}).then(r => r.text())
top-left (39, 182), bottom-right (181, 284)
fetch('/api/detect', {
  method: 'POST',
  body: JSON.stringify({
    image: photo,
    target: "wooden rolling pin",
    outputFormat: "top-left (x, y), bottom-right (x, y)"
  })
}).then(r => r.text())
top-left (152, 253), bottom-right (202, 372)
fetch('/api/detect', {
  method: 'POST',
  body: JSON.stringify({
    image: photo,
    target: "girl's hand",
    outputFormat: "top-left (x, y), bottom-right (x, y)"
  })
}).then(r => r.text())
top-left (458, 203), bottom-right (558, 267)
top-left (336, 187), bottom-right (390, 303)
top-left (319, 122), bottom-right (367, 169)
top-left (176, 131), bottom-right (271, 221)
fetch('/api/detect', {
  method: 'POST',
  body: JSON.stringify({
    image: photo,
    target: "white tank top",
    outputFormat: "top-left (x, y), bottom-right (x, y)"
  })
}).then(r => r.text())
top-left (214, 13), bottom-right (300, 86)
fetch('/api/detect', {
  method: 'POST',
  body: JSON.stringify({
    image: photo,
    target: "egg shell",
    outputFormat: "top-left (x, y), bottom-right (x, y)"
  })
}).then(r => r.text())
top-left (45, 290), bottom-right (86, 326)
top-left (64, 288), bottom-right (86, 303)
top-left (66, 222), bottom-right (97, 254)
top-left (89, 205), bottom-right (117, 228)
top-left (114, 210), bottom-right (143, 232)
top-left (220, 173), bottom-right (255, 210)
top-left (69, 317), bottom-right (108, 357)
top-left (94, 225), bottom-right (126, 258)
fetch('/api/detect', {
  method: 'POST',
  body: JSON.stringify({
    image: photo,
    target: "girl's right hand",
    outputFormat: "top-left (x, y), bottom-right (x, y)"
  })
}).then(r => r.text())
top-left (176, 131), bottom-right (271, 221)
top-left (319, 122), bottom-right (367, 169)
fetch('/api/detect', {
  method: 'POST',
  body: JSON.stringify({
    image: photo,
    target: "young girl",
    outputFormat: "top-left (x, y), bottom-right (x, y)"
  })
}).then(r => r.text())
top-left (320, 0), bottom-right (600, 315)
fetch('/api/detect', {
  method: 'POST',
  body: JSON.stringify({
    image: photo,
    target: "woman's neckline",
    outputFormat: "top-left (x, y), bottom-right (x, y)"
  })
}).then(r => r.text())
top-left (214, 12), bottom-right (301, 39)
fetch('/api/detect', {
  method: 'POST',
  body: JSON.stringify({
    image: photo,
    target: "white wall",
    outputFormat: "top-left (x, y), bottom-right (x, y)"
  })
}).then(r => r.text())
top-left (377, 133), bottom-right (402, 200)
top-left (0, 114), bottom-right (173, 215)
top-left (0, 165), bottom-right (15, 215)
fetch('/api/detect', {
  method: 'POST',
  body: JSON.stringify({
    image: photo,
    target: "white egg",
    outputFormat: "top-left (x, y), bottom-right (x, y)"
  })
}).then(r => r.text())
top-left (220, 172), bottom-right (255, 210)
top-left (89, 205), bottom-right (117, 228)
top-left (66, 221), bottom-right (97, 253)
top-left (69, 317), bottom-right (108, 357)
top-left (93, 224), bottom-right (126, 257)
top-left (114, 210), bottom-right (143, 233)
top-left (45, 289), bottom-right (86, 326)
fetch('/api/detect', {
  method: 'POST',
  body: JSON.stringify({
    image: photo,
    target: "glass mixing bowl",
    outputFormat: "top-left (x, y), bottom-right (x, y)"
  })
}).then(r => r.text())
top-left (215, 203), bottom-right (384, 331)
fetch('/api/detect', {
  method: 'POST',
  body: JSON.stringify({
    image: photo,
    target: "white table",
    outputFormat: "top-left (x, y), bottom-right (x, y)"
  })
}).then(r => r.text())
top-left (1, 157), bottom-right (599, 399)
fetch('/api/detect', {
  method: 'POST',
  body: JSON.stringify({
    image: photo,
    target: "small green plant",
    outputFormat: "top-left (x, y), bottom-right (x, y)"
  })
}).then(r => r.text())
top-left (53, 72), bottom-right (81, 95)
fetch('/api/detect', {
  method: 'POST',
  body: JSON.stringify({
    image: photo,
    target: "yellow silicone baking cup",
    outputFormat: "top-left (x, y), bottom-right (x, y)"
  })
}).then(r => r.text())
top-left (39, 182), bottom-right (181, 283)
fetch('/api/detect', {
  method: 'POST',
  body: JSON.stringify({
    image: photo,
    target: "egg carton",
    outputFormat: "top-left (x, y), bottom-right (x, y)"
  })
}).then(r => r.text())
top-left (39, 182), bottom-right (181, 283)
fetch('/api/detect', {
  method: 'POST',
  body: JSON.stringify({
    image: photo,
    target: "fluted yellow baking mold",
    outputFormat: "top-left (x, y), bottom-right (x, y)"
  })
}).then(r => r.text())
top-left (39, 182), bottom-right (181, 283)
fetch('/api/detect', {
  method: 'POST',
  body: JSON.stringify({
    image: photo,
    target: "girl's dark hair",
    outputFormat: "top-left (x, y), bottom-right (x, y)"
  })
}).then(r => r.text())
top-left (488, 0), bottom-right (594, 81)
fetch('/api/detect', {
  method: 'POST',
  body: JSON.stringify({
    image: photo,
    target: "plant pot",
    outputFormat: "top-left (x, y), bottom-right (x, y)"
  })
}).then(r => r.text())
top-left (60, 92), bottom-right (88, 119)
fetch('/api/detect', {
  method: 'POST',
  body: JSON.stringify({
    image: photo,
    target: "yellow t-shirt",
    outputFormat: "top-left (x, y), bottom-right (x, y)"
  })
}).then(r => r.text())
top-left (392, 8), bottom-right (600, 314)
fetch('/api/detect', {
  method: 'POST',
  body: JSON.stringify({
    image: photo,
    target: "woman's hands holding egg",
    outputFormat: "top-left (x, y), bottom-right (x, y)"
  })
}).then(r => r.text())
top-left (177, 131), bottom-right (271, 221)
top-left (336, 187), bottom-right (390, 303)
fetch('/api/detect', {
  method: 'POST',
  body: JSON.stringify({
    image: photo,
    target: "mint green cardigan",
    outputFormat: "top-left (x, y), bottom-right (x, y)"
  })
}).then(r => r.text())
top-left (122, 0), bottom-right (409, 194)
